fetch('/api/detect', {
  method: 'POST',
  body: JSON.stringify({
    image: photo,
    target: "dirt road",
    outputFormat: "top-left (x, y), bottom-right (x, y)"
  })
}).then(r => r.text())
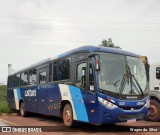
top-left (0, 114), bottom-right (159, 135)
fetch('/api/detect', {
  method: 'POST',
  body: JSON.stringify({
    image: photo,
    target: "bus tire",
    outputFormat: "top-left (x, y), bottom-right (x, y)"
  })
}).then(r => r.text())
top-left (20, 102), bottom-right (28, 117)
top-left (148, 99), bottom-right (160, 122)
top-left (63, 104), bottom-right (75, 127)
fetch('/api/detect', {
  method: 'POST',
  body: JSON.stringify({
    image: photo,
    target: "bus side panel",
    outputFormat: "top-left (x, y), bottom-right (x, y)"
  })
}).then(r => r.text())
top-left (85, 92), bottom-right (98, 123)
top-left (7, 88), bottom-right (22, 110)
top-left (25, 86), bottom-right (38, 113)
top-left (37, 85), bottom-right (48, 114)
top-left (7, 88), bottom-right (16, 109)
top-left (69, 85), bottom-right (89, 122)
top-left (72, 86), bottom-right (98, 123)
top-left (57, 85), bottom-right (98, 123)
top-left (47, 84), bottom-right (62, 116)
top-left (20, 87), bottom-right (30, 112)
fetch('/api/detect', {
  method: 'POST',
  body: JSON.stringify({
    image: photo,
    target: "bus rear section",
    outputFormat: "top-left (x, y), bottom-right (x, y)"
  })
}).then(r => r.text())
top-left (7, 46), bottom-right (150, 126)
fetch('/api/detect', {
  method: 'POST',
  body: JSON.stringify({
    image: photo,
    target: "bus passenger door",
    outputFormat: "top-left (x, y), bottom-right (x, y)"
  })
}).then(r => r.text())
top-left (37, 67), bottom-right (48, 114)
top-left (74, 59), bottom-right (98, 123)
top-left (87, 59), bottom-right (98, 123)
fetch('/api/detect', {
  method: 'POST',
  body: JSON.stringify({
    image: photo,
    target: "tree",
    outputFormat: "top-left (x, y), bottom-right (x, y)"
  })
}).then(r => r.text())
top-left (99, 38), bottom-right (121, 49)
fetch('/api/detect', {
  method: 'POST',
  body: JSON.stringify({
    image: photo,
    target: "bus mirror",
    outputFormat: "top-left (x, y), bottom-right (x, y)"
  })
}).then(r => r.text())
top-left (88, 53), bottom-right (100, 71)
top-left (95, 55), bottom-right (100, 71)
top-left (82, 67), bottom-right (86, 76)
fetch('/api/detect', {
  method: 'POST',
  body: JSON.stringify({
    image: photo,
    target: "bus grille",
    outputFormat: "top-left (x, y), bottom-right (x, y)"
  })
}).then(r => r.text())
top-left (119, 113), bottom-right (144, 121)
top-left (119, 106), bottom-right (143, 110)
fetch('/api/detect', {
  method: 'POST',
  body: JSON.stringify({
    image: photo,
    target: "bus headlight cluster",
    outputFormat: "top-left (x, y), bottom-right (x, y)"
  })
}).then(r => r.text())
top-left (98, 97), bottom-right (118, 109)
top-left (144, 98), bottom-right (150, 108)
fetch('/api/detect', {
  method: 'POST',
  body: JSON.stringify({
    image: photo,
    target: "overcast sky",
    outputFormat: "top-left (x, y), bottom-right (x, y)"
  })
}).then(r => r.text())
top-left (0, 0), bottom-right (160, 84)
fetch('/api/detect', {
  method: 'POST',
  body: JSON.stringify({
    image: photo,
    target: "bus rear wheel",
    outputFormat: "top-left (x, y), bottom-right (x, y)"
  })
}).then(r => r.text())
top-left (20, 102), bottom-right (28, 117)
top-left (63, 104), bottom-right (75, 127)
top-left (148, 100), bottom-right (160, 122)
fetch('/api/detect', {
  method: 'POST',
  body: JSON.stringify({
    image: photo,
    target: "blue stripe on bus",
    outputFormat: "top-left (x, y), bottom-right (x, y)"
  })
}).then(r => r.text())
top-left (68, 85), bottom-right (76, 119)
top-left (17, 88), bottom-right (21, 101)
top-left (69, 86), bottom-right (89, 122)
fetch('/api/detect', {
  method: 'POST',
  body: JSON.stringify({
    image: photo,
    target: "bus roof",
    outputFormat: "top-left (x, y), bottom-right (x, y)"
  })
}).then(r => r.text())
top-left (57, 45), bottom-right (140, 58)
top-left (11, 45), bottom-right (140, 75)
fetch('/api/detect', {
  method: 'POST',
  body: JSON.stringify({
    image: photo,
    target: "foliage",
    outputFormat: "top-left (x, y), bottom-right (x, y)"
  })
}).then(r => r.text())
top-left (0, 85), bottom-right (15, 114)
top-left (99, 38), bottom-right (121, 49)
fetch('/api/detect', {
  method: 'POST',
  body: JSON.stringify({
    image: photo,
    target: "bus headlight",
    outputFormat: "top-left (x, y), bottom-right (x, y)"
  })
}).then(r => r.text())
top-left (144, 98), bottom-right (150, 108)
top-left (98, 97), bottom-right (118, 109)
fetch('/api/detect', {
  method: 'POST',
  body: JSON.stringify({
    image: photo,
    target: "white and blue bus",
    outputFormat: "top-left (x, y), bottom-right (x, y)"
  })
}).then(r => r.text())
top-left (7, 46), bottom-right (150, 126)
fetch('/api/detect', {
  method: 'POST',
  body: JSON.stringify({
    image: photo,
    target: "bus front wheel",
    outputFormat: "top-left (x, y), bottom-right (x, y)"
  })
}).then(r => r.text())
top-left (20, 102), bottom-right (28, 117)
top-left (63, 104), bottom-right (75, 127)
top-left (148, 99), bottom-right (160, 122)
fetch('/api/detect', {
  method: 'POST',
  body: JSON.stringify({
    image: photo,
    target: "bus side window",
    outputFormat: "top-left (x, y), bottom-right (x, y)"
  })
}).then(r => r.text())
top-left (13, 74), bottom-right (20, 87)
top-left (20, 72), bottom-right (28, 86)
top-left (53, 58), bottom-right (70, 81)
top-left (89, 62), bottom-right (95, 92)
top-left (53, 61), bottom-right (61, 81)
top-left (49, 63), bottom-right (52, 82)
top-left (39, 71), bottom-right (47, 84)
top-left (61, 58), bottom-right (70, 80)
top-left (156, 67), bottom-right (160, 79)
top-left (76, 63), bottom-right (87, 89)
top-left (8, 76), bottom-right (13, 88)
top-left (29, 69), bottom-right (37, 85)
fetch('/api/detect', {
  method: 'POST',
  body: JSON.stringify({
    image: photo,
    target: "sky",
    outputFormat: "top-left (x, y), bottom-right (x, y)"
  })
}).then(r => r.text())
top-left (0, 0), bottom-right (160, 84)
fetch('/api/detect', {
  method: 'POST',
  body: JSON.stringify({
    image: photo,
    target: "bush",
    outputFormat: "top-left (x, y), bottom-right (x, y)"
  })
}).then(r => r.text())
top-left (0, 100), bottom-right (13, 113)
top-left (0, 85), bottom-right (16, 114)
top-left (0, 85), bottom-right (7, 102)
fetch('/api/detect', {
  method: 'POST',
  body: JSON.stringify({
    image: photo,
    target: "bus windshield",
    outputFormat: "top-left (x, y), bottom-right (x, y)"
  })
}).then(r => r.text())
top-left (98, 52), bottom-right (147, 95)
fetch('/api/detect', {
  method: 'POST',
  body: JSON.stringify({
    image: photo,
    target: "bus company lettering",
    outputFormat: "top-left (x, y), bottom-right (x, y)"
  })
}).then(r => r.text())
top-left (25, 89), bottom-right (36, 97)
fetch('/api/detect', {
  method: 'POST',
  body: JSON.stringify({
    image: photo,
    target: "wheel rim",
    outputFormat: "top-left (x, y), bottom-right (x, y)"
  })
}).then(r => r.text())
top-left (148, 105), bottom-right (158, 119)
top-left (64, 109), bottom-right (71, 124)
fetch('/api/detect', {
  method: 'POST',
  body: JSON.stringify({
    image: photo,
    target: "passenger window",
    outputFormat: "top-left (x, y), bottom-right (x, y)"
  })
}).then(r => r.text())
top-left (29, 69), bottom-right (37, 85)
top-left (49, 63), bottom-right (52, 82)
top-left (20, 72), bottom-right (28, 86)
top-left (8, 76), bottom-right (13, 88)
top-left (89, 62), bottom-right (95, 92)
top-left (39, 71), bottom-right (47, 84)
top-left (53, 58), bottom-right (70, 81)
top-left (76, 63), bottom-right (87, 89)
top-left (61, 58), bottom-right (70, 80)
top-left (13, 74), bottom-right (20, 87)
top-left (53, 61), bottom-right (61, 81)
top-left (156, 67), bottom-right (160, 79)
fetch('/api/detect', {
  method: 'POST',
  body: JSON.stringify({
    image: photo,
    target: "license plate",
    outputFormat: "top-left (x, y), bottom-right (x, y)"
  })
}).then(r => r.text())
top-left (127, 119), bottom-right (136, 123)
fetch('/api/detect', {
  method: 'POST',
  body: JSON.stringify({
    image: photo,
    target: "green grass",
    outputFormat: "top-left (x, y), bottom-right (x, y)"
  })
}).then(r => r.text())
top-left (0, 85), bottom-right (16, 114)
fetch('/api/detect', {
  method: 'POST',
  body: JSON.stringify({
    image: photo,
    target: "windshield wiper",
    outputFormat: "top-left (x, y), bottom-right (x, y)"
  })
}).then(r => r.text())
top-left (118, 59), bottom-right (144, 96)
top-left (113, 79), bottom-right (120, 87)
top-left (132, 74), bottom-right (144, 96)
top-left (118, 73), bottom-right (127, 97)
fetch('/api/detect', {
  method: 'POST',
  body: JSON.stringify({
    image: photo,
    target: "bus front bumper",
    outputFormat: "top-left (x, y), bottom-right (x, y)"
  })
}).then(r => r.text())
top-left (98, 104), bottom-right (150, 124)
